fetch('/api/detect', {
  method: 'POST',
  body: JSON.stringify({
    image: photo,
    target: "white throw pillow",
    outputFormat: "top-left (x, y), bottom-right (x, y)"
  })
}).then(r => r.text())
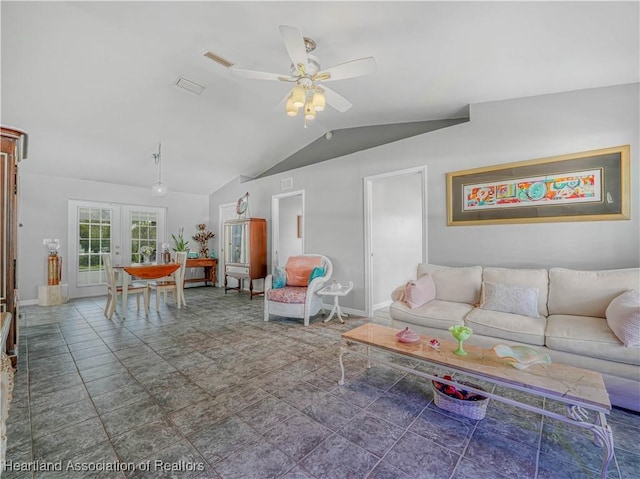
top-left (606, 290), bottom-right (640, 347)
top-left (480, 281), bottom-right (540, 318)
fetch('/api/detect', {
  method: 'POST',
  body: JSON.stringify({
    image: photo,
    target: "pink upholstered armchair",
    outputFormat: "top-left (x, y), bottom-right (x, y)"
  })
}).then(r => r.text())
top-left (264, 254), bottom-right (333, 326)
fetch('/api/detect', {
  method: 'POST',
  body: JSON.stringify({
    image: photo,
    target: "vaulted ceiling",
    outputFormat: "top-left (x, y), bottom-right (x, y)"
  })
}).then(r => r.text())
top-left (2, 1), bottom-right (638, 195)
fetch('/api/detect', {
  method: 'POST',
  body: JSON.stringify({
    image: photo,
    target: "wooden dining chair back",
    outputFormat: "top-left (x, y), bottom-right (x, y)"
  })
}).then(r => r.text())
top-left (150, 251), bottom-right (188, 310)
top-left (102, 253), bottom-right (149, 319)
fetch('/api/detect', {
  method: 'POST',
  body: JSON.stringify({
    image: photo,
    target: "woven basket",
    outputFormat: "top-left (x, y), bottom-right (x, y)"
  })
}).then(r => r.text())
top-left (431, 381), bottom-right (489, 420)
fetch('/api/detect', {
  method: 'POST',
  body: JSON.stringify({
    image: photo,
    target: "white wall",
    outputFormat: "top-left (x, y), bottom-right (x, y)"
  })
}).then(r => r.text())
top-left (209, 84), bottom-right (640, 314)
top-left (18, 173), bottom-right (209, 301)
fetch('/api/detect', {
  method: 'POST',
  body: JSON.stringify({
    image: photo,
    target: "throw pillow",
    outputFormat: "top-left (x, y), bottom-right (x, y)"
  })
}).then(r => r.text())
top-left (405, 274), bottom-right (436, 309)
top-left (272, 266), bottom-right (286, 289)
top-left (285, 256), bottom-right (322, 286)
top-left (606, 289), bottom-right (640, 347)
top-left (308, 266), bottom-right (326, 284)
top-left (479, 281), bottom-right (540, 318)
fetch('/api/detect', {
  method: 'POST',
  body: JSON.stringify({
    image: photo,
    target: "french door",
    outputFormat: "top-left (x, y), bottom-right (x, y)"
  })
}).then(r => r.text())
top-left (68, 200), bottom-right (166, 298)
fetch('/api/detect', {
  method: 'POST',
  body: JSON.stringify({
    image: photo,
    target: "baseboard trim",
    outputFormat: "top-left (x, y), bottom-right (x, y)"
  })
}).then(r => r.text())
top-left (321, 302), bottom-right (366, 318)
top-left (373, 299), bottom-right (392, 310)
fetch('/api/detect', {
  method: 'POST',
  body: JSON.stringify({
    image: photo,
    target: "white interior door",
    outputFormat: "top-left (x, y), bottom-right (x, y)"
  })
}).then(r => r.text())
top-left (68, 200), bottom-right (166, 298)
top-left (364, 167), bottom-right (427, 316)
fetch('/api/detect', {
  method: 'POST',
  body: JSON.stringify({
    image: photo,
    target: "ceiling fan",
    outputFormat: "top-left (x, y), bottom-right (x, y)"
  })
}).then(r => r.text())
top-left (231, 25), bottom-right (376, 125)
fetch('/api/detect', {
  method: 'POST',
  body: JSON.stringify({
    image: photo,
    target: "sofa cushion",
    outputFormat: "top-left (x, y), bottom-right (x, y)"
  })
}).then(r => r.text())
top-left (480, 281), bottom-right (540, 318)
top-left (389, 299), bottom-right (472, 330)
top-left (548, 268), bottom-right (640, 318)
top-left (465, 308), bottom-right (546, 345)
top-left (546, 314), bottom-right (640, 366)
top-left (405, 274), bottom-right (436, 309)
top-left (416, 264), bottom-right (482, 305)
top-left (606, 290), bottom-right (640, 347)
top-left (483, 267), bottom-right (549, 316)
top-left (285, 256), bottom-right (322, 287)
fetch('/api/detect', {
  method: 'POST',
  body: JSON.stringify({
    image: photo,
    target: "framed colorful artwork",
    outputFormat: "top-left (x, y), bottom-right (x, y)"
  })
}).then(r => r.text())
top-left (446, 145), bottom-right (630, 226)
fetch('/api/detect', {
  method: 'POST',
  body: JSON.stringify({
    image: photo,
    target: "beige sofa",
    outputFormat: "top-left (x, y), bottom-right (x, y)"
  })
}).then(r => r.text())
top-left (390, 264), bottom-right (640, 412)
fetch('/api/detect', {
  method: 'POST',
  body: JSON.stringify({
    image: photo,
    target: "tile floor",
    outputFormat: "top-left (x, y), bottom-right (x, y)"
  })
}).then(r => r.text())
top-left (4, 287), bottom-right (639, 478)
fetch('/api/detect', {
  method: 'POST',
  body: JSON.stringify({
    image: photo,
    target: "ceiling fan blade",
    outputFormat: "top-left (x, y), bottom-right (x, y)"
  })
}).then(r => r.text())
top-left (322, 86), bottom-right (353, 112)
top-left (315, 57), bottom-right (376, 82)
top-left (279, 25), bottom-right (309, 73)
top-left (231, 68), bottom-right (296, 82)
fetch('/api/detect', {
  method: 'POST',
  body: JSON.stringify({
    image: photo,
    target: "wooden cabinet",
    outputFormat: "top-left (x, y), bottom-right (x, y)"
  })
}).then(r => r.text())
top-left (223, 218), bottom-right (267, 298)
top-left (1, 126), bottom-right (27, 366)
top-left (1, 312), bottom-right (15, 466)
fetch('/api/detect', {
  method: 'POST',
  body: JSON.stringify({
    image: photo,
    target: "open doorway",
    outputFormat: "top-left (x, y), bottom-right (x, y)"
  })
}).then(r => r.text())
top-left (271, 190), bottom-right (305, 269)
top-left (364, 166), bottom-right (427, 317)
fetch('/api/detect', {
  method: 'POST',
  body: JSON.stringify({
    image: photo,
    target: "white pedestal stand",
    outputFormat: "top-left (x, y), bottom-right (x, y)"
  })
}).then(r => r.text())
top-left (38, 284), bottom-right (69, 306)
top-left (318, 281), bottom-right (354, 324)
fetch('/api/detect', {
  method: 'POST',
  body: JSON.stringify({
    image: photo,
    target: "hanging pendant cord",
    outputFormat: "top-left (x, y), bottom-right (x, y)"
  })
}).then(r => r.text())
top-left (153, 142), bottom-right (162, 182)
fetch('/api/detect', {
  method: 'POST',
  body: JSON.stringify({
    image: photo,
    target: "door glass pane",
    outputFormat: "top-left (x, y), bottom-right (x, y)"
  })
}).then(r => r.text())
top-left (77, 207), bottom-right (111, 285)
top-left (130, 211), bottom-right (158, 262)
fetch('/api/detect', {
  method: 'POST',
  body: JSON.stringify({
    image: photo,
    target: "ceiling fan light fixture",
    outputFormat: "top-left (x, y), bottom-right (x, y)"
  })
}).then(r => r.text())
top-left (291, 85), bottom-right (306, 108)
top-left (286, 95), bottom-right (298, 116)
top-left (304, 102), bottom-right (316, 120)
top-left (312, 89), bottom-right (325, 112)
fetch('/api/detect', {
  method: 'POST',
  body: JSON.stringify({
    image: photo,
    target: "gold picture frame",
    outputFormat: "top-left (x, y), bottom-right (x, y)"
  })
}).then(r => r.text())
top-left (446, 145), bottom-right (630, 226)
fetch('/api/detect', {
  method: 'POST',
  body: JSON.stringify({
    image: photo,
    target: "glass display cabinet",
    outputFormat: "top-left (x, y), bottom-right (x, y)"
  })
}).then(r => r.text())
top-left (1, 126), bottom-right (27, 366)
top-left (223, 218), bottom-right (267, 298)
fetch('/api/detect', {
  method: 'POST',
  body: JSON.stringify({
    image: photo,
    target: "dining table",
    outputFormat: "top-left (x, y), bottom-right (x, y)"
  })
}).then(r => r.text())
top-left (116, 263), bottom-right (180, 319)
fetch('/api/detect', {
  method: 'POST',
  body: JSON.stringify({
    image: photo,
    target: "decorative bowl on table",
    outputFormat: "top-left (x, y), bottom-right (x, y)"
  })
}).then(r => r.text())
top-left (396, 327), bottom-right (420, 343)
top-left (492, 344), bottom-right (552, 369)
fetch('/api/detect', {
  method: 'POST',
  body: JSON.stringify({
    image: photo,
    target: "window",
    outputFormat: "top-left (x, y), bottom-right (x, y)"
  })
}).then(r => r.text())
top-left (129, 210), bottom-right (158, 262)
top-left (77, 207), bottom-right (111, 285)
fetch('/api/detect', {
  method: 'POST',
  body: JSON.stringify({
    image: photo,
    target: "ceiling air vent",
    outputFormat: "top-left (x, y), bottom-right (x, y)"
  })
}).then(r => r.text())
top-left (174, 77), bottom-right (205, 95)
top-left (281, 178), bottom-right (293, 190)
top-left (203, 50), bottom-right (234, 68)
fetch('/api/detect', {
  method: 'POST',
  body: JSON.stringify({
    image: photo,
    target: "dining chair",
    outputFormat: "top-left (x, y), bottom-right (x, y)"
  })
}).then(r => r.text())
top-left (102, 253), bottom-right (150, 319)
top-left (150, 251), bottom-right (188, 310)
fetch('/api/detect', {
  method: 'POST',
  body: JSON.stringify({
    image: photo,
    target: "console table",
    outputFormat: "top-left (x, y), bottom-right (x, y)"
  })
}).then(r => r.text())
top-left (185, 258), bottom-right (217, 286)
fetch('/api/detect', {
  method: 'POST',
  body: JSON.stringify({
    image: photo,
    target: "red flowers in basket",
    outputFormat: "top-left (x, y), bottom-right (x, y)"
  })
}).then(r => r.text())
top-left (433, 375), bottom-right (486, 401)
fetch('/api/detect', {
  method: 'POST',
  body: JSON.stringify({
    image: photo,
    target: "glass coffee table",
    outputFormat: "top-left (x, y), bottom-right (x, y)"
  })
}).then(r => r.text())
top-left (339, 323), bottom-right (615, 479)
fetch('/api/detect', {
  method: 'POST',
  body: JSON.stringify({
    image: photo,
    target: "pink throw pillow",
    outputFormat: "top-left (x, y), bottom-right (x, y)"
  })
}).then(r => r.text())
top-left (285, 256), bottom-right (322, 287)
top-left (405, 274), bottom-right (436, 309)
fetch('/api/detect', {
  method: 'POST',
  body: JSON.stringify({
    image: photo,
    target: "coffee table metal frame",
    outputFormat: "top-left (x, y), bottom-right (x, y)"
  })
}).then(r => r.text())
top-left (338, 324), bottom-right (615, 479)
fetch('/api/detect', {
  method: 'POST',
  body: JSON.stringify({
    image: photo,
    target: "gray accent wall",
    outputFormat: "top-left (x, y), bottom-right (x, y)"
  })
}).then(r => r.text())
top-left (209, 83), bottom-right (639, 314)
top-left (257, 119), bottom-right (469, 178)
